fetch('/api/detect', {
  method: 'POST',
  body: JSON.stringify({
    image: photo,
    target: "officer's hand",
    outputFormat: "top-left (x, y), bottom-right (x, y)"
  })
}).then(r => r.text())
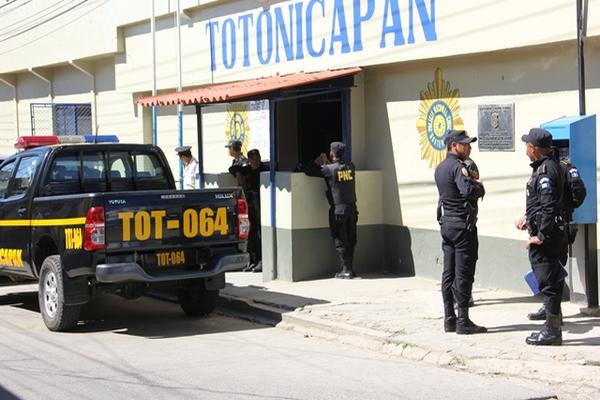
top-left (515, 214), bottom-right (527, 230)
top-left (526, 236), bottom-right (543, 249)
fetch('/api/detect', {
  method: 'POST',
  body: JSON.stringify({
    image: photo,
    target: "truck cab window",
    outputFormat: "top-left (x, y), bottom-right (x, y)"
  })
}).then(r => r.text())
top-left (0, 160), bottom-right (16, 199)
top-left (44, 154), bottom-right (81, 196)
top-left (109, 151), bottom-right (134, 191)
top-left (134, 152), bottom-right (169, 190)
top-left (9, 156), bottom-right (40, 198)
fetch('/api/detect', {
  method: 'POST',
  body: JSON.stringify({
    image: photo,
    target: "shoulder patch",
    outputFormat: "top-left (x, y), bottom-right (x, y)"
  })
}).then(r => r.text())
top-left (461, 167), bottom-right (469, 177)
top-left (569, 168), bottom-right (580, 178)
top-left (539, 177), bottom-right (552, 190)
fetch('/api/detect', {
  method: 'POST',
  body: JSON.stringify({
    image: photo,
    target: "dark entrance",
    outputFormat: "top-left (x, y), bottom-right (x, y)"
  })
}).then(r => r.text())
top-left (297, 92), bottom-right (343, 164)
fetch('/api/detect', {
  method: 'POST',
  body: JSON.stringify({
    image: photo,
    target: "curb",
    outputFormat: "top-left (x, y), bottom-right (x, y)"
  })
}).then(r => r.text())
top-left (216, 292), bottom-right (460, 367)
top-left (216, 293), bottom-right (283, 326)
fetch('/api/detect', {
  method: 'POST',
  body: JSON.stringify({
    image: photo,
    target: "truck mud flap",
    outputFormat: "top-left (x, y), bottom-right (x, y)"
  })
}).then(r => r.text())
top-left (63, 276), bottom-right (90, 305)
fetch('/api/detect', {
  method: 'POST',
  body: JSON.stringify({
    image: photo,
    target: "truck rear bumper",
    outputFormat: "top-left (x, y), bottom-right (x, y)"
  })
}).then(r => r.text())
top-left (95, 253), bottom-right (249, 283)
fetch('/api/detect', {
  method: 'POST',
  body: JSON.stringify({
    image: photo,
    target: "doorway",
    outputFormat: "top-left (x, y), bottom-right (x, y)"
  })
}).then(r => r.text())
top-left (297, 92), bottom-right (343, 165)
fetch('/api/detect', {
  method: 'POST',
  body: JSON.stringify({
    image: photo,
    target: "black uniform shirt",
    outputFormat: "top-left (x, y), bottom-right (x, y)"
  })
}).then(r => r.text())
top-left (305, 159), bottom-right (357, 214)
top-left (526, 156), bottom-right (564, 241)
top-left (434, 153), bottom-right (485, 219)
top-left (243, 162), bottom-right (269, 193)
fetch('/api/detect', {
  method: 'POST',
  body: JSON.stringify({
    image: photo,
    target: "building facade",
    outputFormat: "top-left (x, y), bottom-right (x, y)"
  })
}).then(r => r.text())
top-left (1, 0), bottom-right (599, 301)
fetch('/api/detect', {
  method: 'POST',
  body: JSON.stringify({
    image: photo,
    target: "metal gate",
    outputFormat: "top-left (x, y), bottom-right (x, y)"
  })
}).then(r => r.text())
top-left (30, 103), bottom-right (92, 136)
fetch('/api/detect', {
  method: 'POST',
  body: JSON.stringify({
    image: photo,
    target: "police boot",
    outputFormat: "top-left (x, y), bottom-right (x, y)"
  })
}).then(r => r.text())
top-left (527, 306), bottom-right (546, 320)
top-left (444, 302), bottom-right (456, 333)
top-left (334, 268), bottom-right (356, 279)
top-left (456, 307), bottom-right (487, 335)
top-left (527, 305), bottom-right (563, 325)
top-left (525, 312), bottom-right (562, 346)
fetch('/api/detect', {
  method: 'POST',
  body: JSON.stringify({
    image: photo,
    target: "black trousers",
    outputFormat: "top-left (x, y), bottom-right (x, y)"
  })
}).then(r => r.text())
top-left (440, 219), bottom-right (478, 309)
top-left (529, 231), bottom-right (567, 315)
top-left (330, 205), bottom-right (358, 271)
top-left (247, 193), bottom-right (262, 265)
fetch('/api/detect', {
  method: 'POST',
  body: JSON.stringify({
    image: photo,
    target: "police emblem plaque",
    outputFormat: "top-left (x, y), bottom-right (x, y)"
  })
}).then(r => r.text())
top-left (417, 68), bottom-right (464, 168)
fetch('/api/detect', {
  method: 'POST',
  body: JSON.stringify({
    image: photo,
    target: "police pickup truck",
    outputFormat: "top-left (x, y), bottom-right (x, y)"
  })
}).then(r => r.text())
top-left (0, 135), bottom-right (249, 331)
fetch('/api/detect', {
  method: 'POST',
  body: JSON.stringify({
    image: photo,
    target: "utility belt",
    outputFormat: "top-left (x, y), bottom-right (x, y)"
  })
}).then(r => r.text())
top-left (438, 203), bottom-right (478, 232)
top-left (440, 215), bottom-right (478, 232)
top-left (528, 214), bottom-right (567, 236)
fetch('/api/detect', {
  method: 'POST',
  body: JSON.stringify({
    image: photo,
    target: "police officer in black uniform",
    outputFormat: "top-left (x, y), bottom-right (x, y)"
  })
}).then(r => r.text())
top-left (304, 142), bottom-right (358, 279)
top-left (518, 128), bottom-right (566, 346)
top-left (434, 130), bottom-right (487, 334)
top-left (241, 149), bottom-right (269, 272)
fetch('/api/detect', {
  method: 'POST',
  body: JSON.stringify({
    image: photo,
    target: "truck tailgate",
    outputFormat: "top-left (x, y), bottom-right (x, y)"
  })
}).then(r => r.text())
top-left (104, 189), bottom-right (241, 253)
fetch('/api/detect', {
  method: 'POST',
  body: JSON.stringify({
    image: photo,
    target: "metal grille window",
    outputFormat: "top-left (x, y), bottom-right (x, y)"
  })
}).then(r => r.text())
top-left (30, 103), bottom-right (92, 136)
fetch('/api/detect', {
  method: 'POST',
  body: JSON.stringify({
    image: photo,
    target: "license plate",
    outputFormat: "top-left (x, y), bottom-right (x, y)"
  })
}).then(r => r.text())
top-left (155, 250), bottom-right (186, 267)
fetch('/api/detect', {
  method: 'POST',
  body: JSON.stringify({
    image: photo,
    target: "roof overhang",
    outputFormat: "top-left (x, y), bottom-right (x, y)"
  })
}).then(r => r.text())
top-left (135, 67), bottom-right (362, 107)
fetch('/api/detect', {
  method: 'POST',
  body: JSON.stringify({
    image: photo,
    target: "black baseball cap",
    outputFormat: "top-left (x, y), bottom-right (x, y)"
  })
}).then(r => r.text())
top-left (521, 128), bottom-right (552, 148)
top-left (444, 130), bottom-right (477, 146)
top-left (225, 139), bottom-right (242, 151)
top-left (330, 141), bottom-right (346, 155)
top-left (247, 149), bottom-right (261, 158)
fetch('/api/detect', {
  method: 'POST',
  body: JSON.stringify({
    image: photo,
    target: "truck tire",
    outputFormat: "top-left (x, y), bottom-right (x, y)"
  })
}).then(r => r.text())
top-left (177, 282), bottom-right (219, 317)
top-left (38, 255), bottom-right (81, 331)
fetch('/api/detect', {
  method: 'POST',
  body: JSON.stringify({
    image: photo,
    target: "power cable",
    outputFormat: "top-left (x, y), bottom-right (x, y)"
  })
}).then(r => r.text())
top-left (0, 0), bottom-right (88, 43)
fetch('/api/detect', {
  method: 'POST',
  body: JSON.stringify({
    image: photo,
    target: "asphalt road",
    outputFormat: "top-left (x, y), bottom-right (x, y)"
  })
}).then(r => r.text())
top-left (0, 284), bottom-right (555, 400)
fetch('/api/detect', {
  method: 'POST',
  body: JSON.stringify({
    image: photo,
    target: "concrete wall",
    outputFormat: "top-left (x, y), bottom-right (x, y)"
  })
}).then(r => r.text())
top-left (260, 171), bottom-right (384, 281)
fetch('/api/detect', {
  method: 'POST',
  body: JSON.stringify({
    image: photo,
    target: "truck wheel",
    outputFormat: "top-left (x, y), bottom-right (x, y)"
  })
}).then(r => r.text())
top-left (177, 282), bottom-right (219, 317)
top-left (38, 255), bottom-right (81, 331)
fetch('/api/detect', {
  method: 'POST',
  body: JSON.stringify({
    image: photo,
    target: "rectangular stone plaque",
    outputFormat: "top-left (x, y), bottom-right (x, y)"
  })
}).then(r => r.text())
top-left (477, 104), bottom-right (515, 151)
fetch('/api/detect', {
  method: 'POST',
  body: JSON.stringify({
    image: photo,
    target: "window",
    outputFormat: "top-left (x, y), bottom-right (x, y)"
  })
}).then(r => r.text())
top-left (135, 153), bottom-right (164, 179)
top-left (30, 103), bottom-right (92, 136)
top-left (9, 156), bottom-right (40, 198)
top-left (48, 155), bottom-right (80, 183)
top-left (0, 161), bottom-right (16, 199)
top-left (43, 153), bottom-right (81, 196)
top-left (82, 151), bottom-right (106, 181)
top-left (109, 152), bottom-right (133, 179)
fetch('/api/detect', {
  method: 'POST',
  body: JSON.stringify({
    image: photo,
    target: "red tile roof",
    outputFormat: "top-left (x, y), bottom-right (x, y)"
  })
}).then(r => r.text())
top-left (136, 67), bottom-right (361, 107)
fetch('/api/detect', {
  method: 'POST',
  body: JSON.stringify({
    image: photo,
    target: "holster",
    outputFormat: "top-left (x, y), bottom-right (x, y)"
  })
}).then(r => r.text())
top-left (464, 202), bottom-right (478, 232)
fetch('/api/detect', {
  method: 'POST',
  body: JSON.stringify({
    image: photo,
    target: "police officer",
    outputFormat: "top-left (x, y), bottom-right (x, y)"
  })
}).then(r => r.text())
top-left (434, 130), bottom-right (487, 334)
top-left (226, 139), bottom-right (248, 186)
top-left (517, 128), bottom-right (566, 346)
top-left (241, 149), bottom-right (269, 272)
top-left (304, 142), bottom-right (358, 279)
top-left (175, 146), bottom-right (199, 190)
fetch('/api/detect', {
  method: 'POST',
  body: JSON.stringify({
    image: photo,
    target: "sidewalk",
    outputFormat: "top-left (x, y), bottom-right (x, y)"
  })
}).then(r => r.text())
top-left (220, 272), bottom-right (600, 399)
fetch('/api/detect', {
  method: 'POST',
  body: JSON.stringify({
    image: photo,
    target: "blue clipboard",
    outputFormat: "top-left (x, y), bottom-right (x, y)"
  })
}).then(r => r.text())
top-left (524, 265), bottom-right (568, 295)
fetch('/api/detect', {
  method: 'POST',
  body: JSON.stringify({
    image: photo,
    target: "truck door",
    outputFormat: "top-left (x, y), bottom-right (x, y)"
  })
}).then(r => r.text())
top-left (0, 155), bottom-right (40, 277)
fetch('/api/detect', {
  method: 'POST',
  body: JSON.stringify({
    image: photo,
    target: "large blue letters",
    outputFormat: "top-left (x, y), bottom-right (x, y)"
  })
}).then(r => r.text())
top-left (222, 18), bottom-right (236, 69)
top-left (329, 0), bottom-right (350, 55)
top-left (257, 10), bottom-right (273, 64)
top-left (306, 0), bottom-right (325, 57)
top-left (380, 0), bottom-right (405, 48)
top-left (353, 0), bottom-right (374, 52)
top-left (275, 5), bottom-right (295, 63)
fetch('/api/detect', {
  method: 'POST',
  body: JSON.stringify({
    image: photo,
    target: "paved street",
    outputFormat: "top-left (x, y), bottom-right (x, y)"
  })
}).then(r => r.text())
top-left (0, 284), bottom-right (554, 400)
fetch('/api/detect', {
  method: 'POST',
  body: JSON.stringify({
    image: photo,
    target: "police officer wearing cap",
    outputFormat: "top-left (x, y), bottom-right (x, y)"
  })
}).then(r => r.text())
top-left (304, 141), bottom-right (358, 279)
top-left (226, 139), bottom-right (248, 186)
top-left (516, 128), bottom-right (566, 346)
top-left (434, 130), bottom-right (487, 334)
top-left (241, 149), bottom-right (269, 272)
top-left (175, 145), bottom-right (199, 190)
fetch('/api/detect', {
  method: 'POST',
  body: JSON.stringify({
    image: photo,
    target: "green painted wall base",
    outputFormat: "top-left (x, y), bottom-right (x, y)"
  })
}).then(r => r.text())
top-left (263, 224), bottom-right (547, 294)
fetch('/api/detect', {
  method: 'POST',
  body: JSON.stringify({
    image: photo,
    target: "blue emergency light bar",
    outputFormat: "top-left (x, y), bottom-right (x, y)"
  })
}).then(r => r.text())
top-left (84, 134), bottom-right (119, 143)
top-left (15, 135), bottom-right (120, 149)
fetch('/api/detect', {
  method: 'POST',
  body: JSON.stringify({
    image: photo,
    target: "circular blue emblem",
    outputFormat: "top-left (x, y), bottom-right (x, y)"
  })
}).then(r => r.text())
top-left (425, 100), bottom-right (453, 151)
top-left (229, 112), bottom-right (246, 143)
